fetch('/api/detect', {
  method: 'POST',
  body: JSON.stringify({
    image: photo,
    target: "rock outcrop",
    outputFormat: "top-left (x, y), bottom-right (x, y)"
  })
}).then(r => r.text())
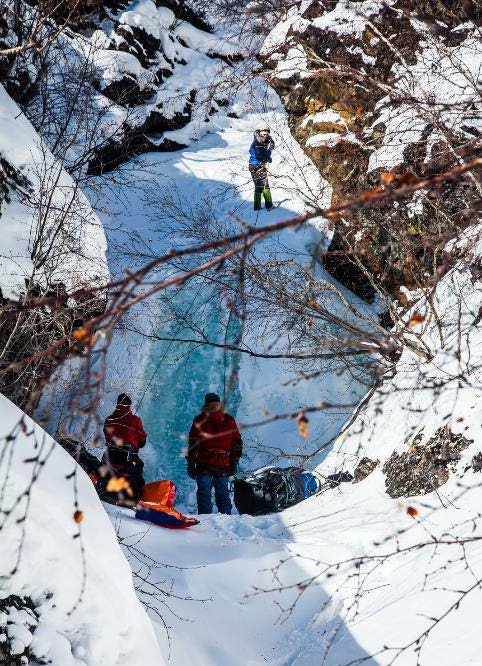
top-left (383, 426), bottom-right (473, 498)
top-left (0, 0), bottom-right (242, 174)
top-left (262, 0), bottom-right (482, 306)
top-left (353, 456), bottom-right (379, 483)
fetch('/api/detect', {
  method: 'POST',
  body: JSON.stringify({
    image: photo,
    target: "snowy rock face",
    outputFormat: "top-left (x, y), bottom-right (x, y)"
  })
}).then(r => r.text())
top-left (0, 393), bottom-right (164, 666)
top-left (0, 86), bottom-right (108, 301)
top-left (326, 224), bottom-right (482, 498)
top-left (0, 0), bottom-right (242, 174)
top-left (0, 84), bottom-right (108, 408)
top-left (262, 0), bottom-right (482, 302)
top-left (84, 0), bottom-right (242, 172)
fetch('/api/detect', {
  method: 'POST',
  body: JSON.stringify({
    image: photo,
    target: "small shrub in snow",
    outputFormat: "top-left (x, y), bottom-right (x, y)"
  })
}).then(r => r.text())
top-left (0, 153), bottom-right (32, 217)
top-left (0, 595), bottom-right (38, 666)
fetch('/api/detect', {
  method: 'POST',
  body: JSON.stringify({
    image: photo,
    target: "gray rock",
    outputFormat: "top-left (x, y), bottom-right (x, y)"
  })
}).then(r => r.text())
top-left (383, 425), bottom-right (473, 498)
top-left (353, 457), bottom-right (380, 483)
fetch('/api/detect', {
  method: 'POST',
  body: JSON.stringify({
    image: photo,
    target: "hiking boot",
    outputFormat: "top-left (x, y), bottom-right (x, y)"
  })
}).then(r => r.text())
top-left (262, 187), bottom-right (273, 210)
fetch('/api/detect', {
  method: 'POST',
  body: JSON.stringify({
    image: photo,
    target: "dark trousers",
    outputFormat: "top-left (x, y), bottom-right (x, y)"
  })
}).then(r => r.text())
top-left (196, 474), bottom-right (232, 514)
top-left (99, 446), bottom-right (145, 504)
top-left (249, 164), bottom-right (273, 210)
top-left (249, 164), bottom-right (269, 190)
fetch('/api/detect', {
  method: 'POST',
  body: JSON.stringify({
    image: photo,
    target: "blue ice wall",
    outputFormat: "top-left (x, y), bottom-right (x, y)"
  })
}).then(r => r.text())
top-left (138, 290), bottom-right (241, 499)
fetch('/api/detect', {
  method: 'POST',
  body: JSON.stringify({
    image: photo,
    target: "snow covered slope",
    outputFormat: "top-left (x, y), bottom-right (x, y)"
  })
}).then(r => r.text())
top-left (0, 84), bottom-right (108, 300)
top-left (330, 225), bottom-right (482, 482)
top-left (109, 471), bottom-right (482, 666)
top-left (0, 393), bottom-right (163, 665)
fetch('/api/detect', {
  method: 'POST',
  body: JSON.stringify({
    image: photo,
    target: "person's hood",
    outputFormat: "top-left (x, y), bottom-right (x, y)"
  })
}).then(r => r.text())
top-left (253, 131), bottom-right (274, 147)
top-left (111, 404), bottom-right (132, 419)
top-left (201, 410), bottom-right (226, 422)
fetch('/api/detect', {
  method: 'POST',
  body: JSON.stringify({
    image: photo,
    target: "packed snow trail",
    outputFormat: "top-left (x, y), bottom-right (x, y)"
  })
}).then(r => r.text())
top-left (106, 455), bottom-right (482, 666)
top-left (105, 495), bottom-right (378, 666)
top-left (94, 81), bottom-right (376, 501)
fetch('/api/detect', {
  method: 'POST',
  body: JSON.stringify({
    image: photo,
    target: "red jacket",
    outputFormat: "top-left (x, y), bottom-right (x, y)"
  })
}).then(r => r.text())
top-left (104, 405), bottom-right (147, 450)
top-left (188, 411), bottom-right (242, 472)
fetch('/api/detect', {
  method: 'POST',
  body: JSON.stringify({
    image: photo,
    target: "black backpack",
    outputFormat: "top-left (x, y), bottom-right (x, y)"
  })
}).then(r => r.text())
top-left (56, 436), bottom-right (101, 477)
top-left (233, 467), bottom-right (353, 516)
top-left (233, 467), bottom-right (310, 515)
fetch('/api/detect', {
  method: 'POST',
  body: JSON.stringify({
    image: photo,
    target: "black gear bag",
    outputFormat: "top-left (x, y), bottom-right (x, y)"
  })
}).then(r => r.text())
top-left (233, 466), bottom-right (353, 516)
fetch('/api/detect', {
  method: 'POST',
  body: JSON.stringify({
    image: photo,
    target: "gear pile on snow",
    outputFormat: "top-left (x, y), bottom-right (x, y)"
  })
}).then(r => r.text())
top-left (233, 467), bottom-right (353, 515)
top-left (57, 436), bottom-right (199, 527)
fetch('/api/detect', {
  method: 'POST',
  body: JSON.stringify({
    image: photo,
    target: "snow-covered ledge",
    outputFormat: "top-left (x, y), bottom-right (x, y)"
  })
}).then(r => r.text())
top-left (0, 393), bottom-right (163, 665)
top-left (0, 84), bottom-right (108, 301)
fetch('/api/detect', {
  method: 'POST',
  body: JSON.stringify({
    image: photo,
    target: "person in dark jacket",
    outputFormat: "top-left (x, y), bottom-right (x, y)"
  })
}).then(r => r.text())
top-left (248, 127), bottom-right (275, 211)
top-left (187, 392), bottom-right (243, 514)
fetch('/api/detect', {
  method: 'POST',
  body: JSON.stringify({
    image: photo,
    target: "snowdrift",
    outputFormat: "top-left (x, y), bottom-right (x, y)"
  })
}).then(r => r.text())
top-left (0, 84), bottom-right (108, 300)
top-left (0, 393), bottom-right (163, 666)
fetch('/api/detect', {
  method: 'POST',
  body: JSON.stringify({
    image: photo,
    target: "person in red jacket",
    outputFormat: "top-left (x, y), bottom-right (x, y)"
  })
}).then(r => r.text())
top-left (100, 394), bottom-right (147, 505)
top-left (187, 392), bottom-right (242, 514)
top-left (103, 393), bottom-right (147, 450)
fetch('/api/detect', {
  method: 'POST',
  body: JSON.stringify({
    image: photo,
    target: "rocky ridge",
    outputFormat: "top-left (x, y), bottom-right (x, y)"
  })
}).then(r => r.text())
top-left (0, 0), bottom-right (242, 174)
top-left (261, 0), bottom-right (482, 307)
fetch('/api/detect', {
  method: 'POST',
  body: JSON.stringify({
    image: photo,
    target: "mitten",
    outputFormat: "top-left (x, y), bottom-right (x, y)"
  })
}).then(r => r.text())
top-left (187, 460), bottom-right (197, 479)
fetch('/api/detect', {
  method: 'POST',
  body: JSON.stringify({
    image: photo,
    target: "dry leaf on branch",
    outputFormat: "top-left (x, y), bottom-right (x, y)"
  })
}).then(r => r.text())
top-left (73, 510), bottom-right (84, 524)
top-left (297, 412), bottom-right (310, 438)
top-left (380, 171), bottom-right (397, 186)
top-left (395, 172), bottom-right (418, 186)
top-left (407, 312), bottom-right (425, 328)
top-left (72, 326), bottom-right (96, 346)
top-left (106, 476), bottom-right (133, 496)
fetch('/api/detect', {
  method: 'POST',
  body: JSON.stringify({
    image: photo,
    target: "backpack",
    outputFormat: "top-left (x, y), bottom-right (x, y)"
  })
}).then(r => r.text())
top-left (56, 436), bottom-right (101, 478)
top-left (233, 467), bottom-right (354, 516)
top-left (233, 467), bottom-right (320, 515)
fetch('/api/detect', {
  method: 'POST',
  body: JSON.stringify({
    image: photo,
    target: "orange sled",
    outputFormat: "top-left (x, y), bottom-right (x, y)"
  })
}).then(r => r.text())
top-left (136, 480), bottom-right (199, 529)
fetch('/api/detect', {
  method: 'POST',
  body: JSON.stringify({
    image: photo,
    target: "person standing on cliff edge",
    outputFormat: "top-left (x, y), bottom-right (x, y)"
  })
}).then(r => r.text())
top-left (249, 126), bottom-right (275, 211)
